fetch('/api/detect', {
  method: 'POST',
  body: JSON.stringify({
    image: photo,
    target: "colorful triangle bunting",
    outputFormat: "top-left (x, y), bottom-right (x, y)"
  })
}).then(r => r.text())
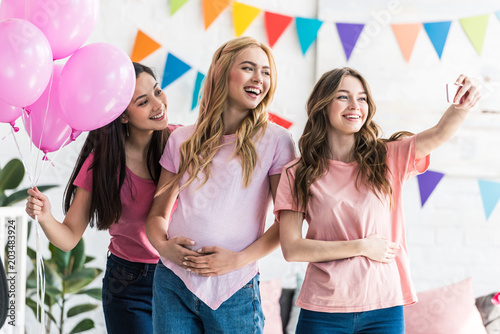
top-left (192, 72), bottom-right (205, 110)
top-left (171, 0), bottom-right (190, 15)
top-left (162, 53), bottom-right (191, 89)
top-left (295, 17), bottom-right (323, 55)
top-left (478, 180), bottom-right (500, 220)
top-left (336, 23), bottom-right (365, 61)
top-left (268, 112), bottom-right (293, 129)
top-left (459, 14), bottom-right (490, 55)
top-left (264, 11), bottom-right (294, 48)
top-left (202, 0), bottom-right (231, 29)
top-left (423, 21), bottom-right (452, 59)
top-left (232, 2), bottom-right (260, 37)
top-left (417, 170), bottom-right (445, 207)
top-left (130, 30), bottom-right (161, 63)
top-left (391, 23), bottom-right (422, 63)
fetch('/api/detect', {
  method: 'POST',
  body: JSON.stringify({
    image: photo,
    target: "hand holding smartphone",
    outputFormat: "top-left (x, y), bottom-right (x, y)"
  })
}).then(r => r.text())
top-left (446, 83), bottom-right (468, 104)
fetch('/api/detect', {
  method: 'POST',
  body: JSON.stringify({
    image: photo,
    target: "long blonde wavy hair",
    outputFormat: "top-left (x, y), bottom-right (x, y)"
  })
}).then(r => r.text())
top-left (290, 67), bottom-right (412, 211)
top-left (158, 36), bottom-right (277, 195)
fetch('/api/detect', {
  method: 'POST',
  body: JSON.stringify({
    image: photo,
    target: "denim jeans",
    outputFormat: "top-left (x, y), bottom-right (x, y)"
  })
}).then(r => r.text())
top-left (102, 253), bottom-right (156, 334)
top-left (296, 306), bottom-right (405, 334)
top-left (152, 263), bottom-right (264, 334)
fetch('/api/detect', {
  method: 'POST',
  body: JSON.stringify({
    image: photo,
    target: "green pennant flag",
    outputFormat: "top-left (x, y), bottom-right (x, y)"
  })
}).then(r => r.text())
top-left (171, 0), bottom-right (190, 15)
top-left (459, 14), bottom-right (490, 55)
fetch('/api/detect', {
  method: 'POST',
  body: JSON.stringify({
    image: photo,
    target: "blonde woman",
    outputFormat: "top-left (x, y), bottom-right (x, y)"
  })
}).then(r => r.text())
top-left (146, 36), bottom-right (295, 333)
top-left (275, 68), bottom-right (480, 334)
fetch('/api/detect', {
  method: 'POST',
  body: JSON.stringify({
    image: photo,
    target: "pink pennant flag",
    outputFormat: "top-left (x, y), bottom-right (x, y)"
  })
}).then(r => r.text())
top-left (391, 23), bottom-right (422, 63)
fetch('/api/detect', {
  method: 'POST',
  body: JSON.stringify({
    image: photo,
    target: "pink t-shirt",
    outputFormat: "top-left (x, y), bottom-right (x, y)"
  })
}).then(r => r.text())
top-left (159, 122), bottom-right (296, 309)
top-left (274, 135), bottom-right (429, 313)
top-left (74, 125), bottom-right (180, 264)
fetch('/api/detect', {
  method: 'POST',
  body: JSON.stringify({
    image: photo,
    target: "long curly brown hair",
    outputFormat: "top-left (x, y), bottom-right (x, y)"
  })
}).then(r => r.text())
top-left (290, 67), bottom-right (412, 211)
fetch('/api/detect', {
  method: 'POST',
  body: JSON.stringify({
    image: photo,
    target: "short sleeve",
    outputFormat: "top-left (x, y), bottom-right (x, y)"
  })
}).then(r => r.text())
top-left (387, 135), bottom-right (430, 183)
top-left (159, 128), bottom-right (180, 173)
top-left (273, 160), bottom-right (305, 221)
top-left (73, 153), bottom-right (94, 193)
top-left (269, 127), bottom-right (296, 176)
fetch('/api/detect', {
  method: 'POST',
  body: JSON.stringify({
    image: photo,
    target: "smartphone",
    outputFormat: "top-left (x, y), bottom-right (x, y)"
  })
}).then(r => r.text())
top-left (446, 83), bottom-right (467, 104)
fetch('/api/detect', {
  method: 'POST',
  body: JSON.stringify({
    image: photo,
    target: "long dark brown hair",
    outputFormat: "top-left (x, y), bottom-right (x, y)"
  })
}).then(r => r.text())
top-left (64, 63), bottom-right (171, 230)
top-left (290, 67), bottom-right (412, 211)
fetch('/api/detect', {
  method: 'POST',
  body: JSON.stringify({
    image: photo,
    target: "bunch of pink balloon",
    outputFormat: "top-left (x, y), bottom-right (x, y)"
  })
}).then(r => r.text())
top-left (0, 0), bottom-right (136, 159)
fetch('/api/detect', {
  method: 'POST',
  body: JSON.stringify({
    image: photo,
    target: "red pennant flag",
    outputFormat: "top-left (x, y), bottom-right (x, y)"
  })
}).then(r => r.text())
top-left (131, 30), bottom-right (161, 62)
top-left (269, 112), bottom-right (293, 129)
top-left (264, 11), bottom-right (293, 48)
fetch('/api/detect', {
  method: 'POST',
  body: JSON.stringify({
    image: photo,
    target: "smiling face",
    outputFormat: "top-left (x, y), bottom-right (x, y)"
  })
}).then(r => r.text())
top-left (226, 46), bottom-right (271, 114)
top-left (121, 72), bottom-right (168, 132)
top-left (326, 75), bottom-right (369, 137)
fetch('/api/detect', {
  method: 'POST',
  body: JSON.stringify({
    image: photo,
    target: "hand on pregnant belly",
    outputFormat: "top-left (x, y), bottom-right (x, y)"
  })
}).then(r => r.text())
top-left (183, 246), bottom-right (242, 277)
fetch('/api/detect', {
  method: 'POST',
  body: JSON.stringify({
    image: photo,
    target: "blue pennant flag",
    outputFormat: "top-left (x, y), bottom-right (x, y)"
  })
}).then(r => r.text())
top-left (496, 11), bottom-right (500, 21)
top-left (417, 170), bottom-right (445, 207)
top-left (296, 17), bottom-right (323, 55)
top-left (423, 21), bottom-right (452, 59)
top-left (162, 53), bottom-right (191, 89)
top-left (478, 180), bottom-right (500, 221)
top-left (191, 72), bottom-right (205, 110)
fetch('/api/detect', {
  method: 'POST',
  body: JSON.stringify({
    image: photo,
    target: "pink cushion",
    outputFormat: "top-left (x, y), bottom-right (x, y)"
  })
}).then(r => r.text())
top-left (261, 279), bottom-right (283, 334)
top-left (404, 277), bottom-right (487, 334)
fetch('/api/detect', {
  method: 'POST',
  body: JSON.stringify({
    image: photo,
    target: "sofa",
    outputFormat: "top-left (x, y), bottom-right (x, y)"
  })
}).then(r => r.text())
top-left (259, 277), bottom-right (500, 334)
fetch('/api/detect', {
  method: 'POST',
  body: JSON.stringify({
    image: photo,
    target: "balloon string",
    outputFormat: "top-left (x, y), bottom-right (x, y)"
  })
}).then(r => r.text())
top-left (11, 126), bottom-right (35, 185)
top-left (35, 216), bottom-right (46, 334)
top-left (35, 135), bottom-right (72, 185)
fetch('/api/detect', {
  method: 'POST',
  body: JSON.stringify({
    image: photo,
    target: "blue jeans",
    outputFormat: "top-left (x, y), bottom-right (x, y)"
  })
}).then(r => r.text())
top-left (296, 306), bottom-right (405, 334)
top-left (102, 253), bottom-right (156, 334)
top-left (152, 263), bottom-right (264, 334)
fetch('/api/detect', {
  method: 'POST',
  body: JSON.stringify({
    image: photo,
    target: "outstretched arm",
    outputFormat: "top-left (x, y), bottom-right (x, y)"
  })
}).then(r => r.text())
top-left (26, 186), bottom-right (90, 252)
top-left (416, 74), bottom-right (481, 160)
top-left (184, 174), bottom-right (282, 276)
top-left (146, 168), bottom-right (200, 267)
top-left (279, 210), bottom-right (399, 263)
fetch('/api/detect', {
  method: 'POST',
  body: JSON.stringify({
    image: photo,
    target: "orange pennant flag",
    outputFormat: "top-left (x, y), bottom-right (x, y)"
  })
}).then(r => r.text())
top-left (203, 0), bottom-right (231, 30)
top-left (391, 23), bottom-right (422, 63)
top-left (131, 30), bottom-right (161, 63)
top-left (232, 2), bottom-right (261, 37)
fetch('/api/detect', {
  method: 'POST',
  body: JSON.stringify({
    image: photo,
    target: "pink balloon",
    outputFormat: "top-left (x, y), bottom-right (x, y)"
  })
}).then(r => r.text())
top-left (59, 43), bottom-right (136, 132)
top-left (26, 0), bottom-right (99, 60)
top-left (0, 0), bottom-right (26, 20)
top-left (23, 64), bottom-right (76, 154)
top-left (0, 19), bottom-right (53, 107)
top-left (0, 98), bottom-right (22, 123)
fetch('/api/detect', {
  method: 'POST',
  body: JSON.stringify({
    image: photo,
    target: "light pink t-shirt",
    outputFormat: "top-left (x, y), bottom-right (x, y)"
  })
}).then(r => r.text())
top-left (274, 135), bottom-right (429, 313)
top-left (74, 125), bottom-right (180, 264)
top-left (159, 122), bottom-right (296, 309)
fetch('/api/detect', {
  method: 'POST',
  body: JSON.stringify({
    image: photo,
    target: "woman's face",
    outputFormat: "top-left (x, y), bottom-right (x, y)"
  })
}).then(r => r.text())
top-left (122, 72), bottom-right (168, 132)
top-left (226, 46), bottom-right (271, 114)
top-left (326, 75), bottom-right (369, 137)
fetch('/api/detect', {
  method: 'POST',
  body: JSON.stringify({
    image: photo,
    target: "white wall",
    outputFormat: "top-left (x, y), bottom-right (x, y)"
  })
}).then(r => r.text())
top-left (1, 0), bottom-right (500, 332)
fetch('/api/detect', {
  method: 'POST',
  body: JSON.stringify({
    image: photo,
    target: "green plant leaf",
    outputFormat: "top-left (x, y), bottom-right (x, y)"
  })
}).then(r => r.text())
top-left (0, 159), bottom-right (24, 192)
top-left (84, 255), bottom-right (96, 264)
top-left (77, 288), bottom-right (102, 301)
top-left (70, 239), bottom-right (86, 273)
top-left (49, 242), bottom-right (70, 275)
top-left (66, 268), bottom-right (102, 294)
top-left (3, 184), bottom-right (59, 206)
top-left (67, 304), bottom-right (98, 317)
top-left (69, 318), bottom-right (95, 333)
top-left (26, 246), bottom-right (37, 261)
top-left (25, 297), bottom-right (58, 323)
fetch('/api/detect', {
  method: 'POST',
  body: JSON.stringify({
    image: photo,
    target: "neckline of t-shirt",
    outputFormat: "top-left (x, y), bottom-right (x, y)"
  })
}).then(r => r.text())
top-left (125, 166), bottom-right (155, 183)
top-left (327, 159), bottom-right (357, 166)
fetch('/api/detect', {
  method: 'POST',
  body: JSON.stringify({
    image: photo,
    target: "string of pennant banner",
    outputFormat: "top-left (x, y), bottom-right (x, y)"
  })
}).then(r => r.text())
top-left (129, 1), bottom-right (500, 221)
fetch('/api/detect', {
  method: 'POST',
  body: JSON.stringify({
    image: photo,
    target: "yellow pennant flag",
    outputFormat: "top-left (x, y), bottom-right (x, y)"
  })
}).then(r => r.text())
top-left (459, 14), bottom-right (490, 55)
top-left (391, 23), bottom-right (422, 63)
top-left (232, 2), bottom-right (261, 37)
top-left (131, 30), bottom-right (161, 62)
top-left (203, 0), bottom-right (231, 29)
